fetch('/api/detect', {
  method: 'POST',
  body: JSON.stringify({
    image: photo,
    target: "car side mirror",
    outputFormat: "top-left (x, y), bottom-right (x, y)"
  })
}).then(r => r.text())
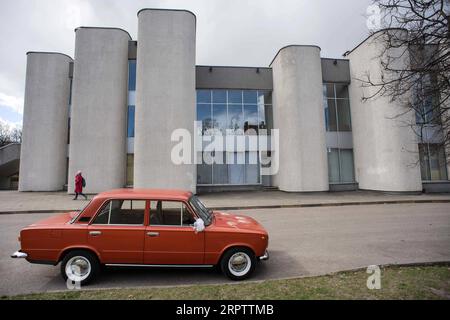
top-left (193, 218), bottom-right (205, 233)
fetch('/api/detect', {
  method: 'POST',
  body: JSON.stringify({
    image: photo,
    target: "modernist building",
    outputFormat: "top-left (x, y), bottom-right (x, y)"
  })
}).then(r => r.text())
top-left (18, 8), bottom-right (450, 194)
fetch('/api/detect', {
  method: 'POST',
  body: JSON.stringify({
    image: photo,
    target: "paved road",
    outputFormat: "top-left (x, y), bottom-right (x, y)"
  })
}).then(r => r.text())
top-left (1, 203), bottom-right (449, 296)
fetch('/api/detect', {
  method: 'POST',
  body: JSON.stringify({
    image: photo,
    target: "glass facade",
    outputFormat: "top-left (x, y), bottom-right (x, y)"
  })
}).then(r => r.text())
top-left (196, 89), bottom-right (272, 185)
top-left (323, 83), bottom-right (355, 183)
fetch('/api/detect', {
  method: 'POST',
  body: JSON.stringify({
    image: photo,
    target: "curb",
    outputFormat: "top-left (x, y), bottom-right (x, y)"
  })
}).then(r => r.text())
top-left (1, 199), bottom-right (449, 215)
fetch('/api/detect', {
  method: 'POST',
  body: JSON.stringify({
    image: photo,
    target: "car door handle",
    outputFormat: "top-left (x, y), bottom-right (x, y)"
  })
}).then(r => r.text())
top-left (147, 232), bottom-right (159, 237)
top-left (89, 231), bottom-right (102, 236)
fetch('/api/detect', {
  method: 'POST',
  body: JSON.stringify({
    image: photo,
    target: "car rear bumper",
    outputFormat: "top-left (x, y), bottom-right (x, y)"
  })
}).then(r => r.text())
top-left (259, 250), bottom-right (269, 261)
top-left (11, 251), bottom-right (27, 259)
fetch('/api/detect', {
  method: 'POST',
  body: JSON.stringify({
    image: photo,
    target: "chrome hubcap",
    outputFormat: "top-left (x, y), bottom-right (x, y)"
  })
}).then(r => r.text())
top-left (228, 252), bottom-right (251, 276)
top-left (66, 256), bottom-right (91, 282)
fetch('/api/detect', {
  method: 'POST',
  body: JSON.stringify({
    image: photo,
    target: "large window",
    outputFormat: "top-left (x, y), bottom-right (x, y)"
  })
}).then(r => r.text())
top-left (419, 143), bottom-right (448, 181)
top-left (323, 84), bottom-right (351, 132)
top-left (323, 84), bottom-right (355, 184)
top-left (196, 89), bottom-right (272, 185)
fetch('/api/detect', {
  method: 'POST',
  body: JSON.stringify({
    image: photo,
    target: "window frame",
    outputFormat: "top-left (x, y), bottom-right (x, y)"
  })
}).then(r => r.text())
top-left (89, 198), bottom-right (148, 226)
top-left (148, 199), bottom-right (199, 228)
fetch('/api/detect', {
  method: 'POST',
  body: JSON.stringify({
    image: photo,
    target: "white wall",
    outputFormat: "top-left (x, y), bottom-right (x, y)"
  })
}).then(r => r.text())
top-left (134, 9), bottom-right (196, 192)
top-left (347, 30), bottom-right (422, 192)
top-left (271, 46), bottom-right (329, 192)
top-left (19, 53), bottom-right (72, 191)
top-left (68, 28), bottom-right (130, 194)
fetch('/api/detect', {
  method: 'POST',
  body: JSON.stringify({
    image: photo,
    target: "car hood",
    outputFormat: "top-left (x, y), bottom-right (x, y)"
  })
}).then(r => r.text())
top-left (28, 211), bottom-right (78, 227)
top-left (212, 211), bottom-right (267, 233)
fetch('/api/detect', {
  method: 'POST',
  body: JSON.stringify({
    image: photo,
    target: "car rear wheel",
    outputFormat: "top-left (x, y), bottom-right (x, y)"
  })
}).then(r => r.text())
top-left (221, 247), bottom-right (256, 281)
top-left (61, 250), bottom-right (100, 286)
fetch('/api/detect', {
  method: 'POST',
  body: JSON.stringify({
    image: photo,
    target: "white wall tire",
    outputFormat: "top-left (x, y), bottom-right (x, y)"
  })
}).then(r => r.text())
top-left (221, 247), bottom-right (256, 281)
top-left (61, 250), bottom-right (99, 286)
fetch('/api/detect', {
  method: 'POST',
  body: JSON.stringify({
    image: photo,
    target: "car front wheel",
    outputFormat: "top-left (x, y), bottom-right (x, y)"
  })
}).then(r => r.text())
top-left (61, 250), bottom-right (100, 286)
top-left (221, 247), bottom-right (256, 281)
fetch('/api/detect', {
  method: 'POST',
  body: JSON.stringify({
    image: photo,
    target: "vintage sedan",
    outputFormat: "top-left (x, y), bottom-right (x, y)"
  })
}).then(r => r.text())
top-left (11, 189), bottom-right (269, 284)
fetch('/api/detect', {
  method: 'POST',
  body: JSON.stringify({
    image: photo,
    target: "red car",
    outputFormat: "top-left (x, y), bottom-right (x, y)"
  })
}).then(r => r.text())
top-left (11, 189), bottom-right (269, 284)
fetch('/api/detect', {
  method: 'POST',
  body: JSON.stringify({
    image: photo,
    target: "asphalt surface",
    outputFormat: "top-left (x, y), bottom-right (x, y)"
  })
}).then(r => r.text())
top-left (1, 203), bottom-right (450, 296)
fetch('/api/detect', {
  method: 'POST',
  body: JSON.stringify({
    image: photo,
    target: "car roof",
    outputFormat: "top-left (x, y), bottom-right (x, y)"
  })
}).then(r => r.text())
top-left (94, 189), bottom-right (193, 201)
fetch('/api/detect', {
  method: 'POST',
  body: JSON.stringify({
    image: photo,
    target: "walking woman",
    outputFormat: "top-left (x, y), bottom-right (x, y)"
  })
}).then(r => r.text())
top-left (73, 171), bottom-right (88, 200)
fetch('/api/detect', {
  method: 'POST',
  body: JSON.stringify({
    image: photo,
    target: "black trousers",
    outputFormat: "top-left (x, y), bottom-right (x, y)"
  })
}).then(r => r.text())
top-left (74, 192), bottom-right (87, 200)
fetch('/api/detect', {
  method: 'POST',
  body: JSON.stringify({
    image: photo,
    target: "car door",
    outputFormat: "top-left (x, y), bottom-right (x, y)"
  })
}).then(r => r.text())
top-left (88, 199), bottom-right (147, 264)
top-left (144, 200), bottom-right (205, 265)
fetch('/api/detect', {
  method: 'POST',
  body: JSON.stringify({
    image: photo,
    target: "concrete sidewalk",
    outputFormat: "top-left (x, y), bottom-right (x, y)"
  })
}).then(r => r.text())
top-left (0, 190), bottom-right (449, 214)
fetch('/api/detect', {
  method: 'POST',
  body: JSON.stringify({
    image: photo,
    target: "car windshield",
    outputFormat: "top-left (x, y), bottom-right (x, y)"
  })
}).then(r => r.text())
top-left (189, 195), bottom-right (213, 226)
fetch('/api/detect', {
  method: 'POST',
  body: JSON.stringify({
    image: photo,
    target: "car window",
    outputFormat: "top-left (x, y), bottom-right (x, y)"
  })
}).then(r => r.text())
top-left (92, 200), bottom-right (145, 225)
top-left (150, 201), bottom-right (195, 226)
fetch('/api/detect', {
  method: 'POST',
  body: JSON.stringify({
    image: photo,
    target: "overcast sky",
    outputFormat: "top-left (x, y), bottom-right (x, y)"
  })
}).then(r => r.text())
top-left (0, 0), bottom-right (374, 129)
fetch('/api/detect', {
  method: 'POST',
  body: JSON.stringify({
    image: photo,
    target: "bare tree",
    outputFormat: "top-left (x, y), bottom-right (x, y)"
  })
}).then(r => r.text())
top-left (362, 0), bottom-right (450, 164)
top-left (0, 123), bottom-right (22, 148)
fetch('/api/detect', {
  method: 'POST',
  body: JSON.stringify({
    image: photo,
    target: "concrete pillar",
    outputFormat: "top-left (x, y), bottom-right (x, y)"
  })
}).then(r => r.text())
top-left (19, 52), bottom-right (72, 191)
top-left (346, 30), bottom-right (422, 192)
top-left (68, 27), bottom-right (130, 193)
top-left (135, 9), bottom-right (196, 192)
top-left (270, 46), bottom-right (329, 192)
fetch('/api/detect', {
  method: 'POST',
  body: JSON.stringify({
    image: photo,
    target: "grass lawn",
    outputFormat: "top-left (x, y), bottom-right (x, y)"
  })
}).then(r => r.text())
top-left (3, 265), bottom-right (450, 300)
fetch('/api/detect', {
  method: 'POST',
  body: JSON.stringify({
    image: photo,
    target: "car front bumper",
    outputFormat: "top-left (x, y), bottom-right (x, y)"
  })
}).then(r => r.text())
top-left (11, 251), bottom-right (27, 259)
top-left (259, 250), bottom-right (269, 261)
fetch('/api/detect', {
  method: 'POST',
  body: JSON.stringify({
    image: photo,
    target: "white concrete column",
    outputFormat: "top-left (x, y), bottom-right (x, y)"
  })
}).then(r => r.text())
top-left (271, 46), bottom-right (329, 192)
top-left (68, 27), bottom-right (130, 194)
top-left (135, 9), bottom-right (196, 192)
top-left (346, 30), bottom-right (422, 192)
top-left (19, 52), bottom-right (72, 191)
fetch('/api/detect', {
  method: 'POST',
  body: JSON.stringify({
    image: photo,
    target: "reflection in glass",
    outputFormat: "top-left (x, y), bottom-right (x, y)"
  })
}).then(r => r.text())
top-left (244, 104), bottom-right (258, 134)
top-left (228, 104), bottom-right (243, 133)
top-left (324, 84), bottom-right (334, 98)
top-left (127, 106), bottom-right (135, 137)
top-left (335, 84), bottom-right (349, 99)
top-left (195, 89), bottom-right (273, 186)
top-left (212, 90), bottom-right (227, 103)
top-left (197, 104), bottom-right (213, 134)
top-left (324, 99), bottom-right (337, 131)
top-left (128, 60), bottom-right (136, 91)
top-left (197, 90), bottom-right (211, 104)
top-left (213, 104), bottom-right (227, 134)
top-left (243, 90), bottom-right (258, 104)
top-left (337, 99), bottom-right (351, 131)
top-left (228, 90), bottom-right (243, 104)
